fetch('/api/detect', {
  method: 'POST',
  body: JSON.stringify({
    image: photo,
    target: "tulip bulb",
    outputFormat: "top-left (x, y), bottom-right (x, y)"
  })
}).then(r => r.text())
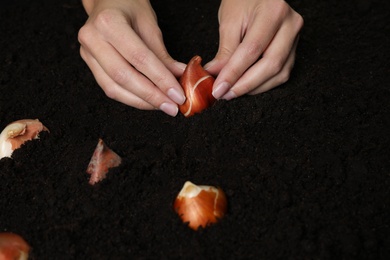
top-left (86, 138), bottom-right (122, 185)
top-left (173, 181), bottom-right (227, 230)
top-left (179, 56), bottom-right (216, 117)
top-left (0, 119), bottom-right (49, 159)
top-left (0, 232), bottom-right (30, 260)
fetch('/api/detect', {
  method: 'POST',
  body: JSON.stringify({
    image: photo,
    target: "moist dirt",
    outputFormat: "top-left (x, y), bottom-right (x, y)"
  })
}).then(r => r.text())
top-left (0, 0), bottom-right (389, 259)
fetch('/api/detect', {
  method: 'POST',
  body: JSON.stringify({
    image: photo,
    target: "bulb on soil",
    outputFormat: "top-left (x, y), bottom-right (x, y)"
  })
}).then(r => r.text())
top-left (0, 232), bottom-right (30, 260)
top-left (0, 119), bottom-right (49, 159)
top-left (179, 56), bottom-right (216, 117)
top-left (173, 181), bottom-right (227, 230)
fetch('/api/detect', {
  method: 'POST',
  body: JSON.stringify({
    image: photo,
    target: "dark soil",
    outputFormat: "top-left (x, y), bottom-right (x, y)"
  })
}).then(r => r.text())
top-left (1, 0), bottom-right (389, 259)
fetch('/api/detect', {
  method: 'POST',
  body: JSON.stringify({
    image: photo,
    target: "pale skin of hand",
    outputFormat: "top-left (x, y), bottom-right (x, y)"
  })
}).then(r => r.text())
top-left (205, 0), bottom-right (304, 100)
top-left (78, 0), bottom-right (187, 117)
top-left (79, 0), bottom-right (303, 116)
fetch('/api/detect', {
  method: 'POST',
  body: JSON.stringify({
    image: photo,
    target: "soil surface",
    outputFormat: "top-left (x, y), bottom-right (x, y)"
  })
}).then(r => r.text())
top-left (1, 0), bottom-right (389, 259)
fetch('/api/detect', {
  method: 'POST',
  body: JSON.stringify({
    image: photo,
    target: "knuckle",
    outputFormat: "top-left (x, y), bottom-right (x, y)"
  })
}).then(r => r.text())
top-left (218, 46), bottom-right (234, 58)
top-left (153, 74), bottom-right (168, 88)
top-left (141, 91), bottom-right (158, 105)
top-left (101, 85), bottom-right (117, 100)
top-left (77, 25), bottom-right (92, 46)
top-left (278, 69), bottom-right (291, 84)
top-left (267, 58), bottom-right (284, 75)
top-left (155, 49), bottom-right (170, 63)
top-left (151, 27), bottom-right (163, 39)
top-left (241, 83), bottom-right (254, 95)
top-left (94, 9), bottom-right (123, 31)
top-left (130, 50), bottom-right (148, 68)
top-left (140, 21), bottom-right (161, 39)
top-left (109, 68), bottom-right (128, 86)
top-left (228, 65), bottom-right (242, 80)
top-left (244, 41), bottom-right (263, 59)
top-left (274, 0), bottom-right (290, 18)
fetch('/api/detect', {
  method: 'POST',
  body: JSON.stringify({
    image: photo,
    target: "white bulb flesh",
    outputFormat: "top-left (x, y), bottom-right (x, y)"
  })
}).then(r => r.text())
top-left (0, 119), bottom-right (48, 159)
top-left (178, 181), bottom-right (219, 198)
top-left (0, 122), bottom-right (26, 159)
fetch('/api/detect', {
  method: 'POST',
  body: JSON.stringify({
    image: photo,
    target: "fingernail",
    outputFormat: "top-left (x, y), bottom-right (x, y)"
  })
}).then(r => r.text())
top-left (160, 102), bottom-right (178, 117)
top-left (174, 62), bottom-right (187, 71)
top-left (168, 88), bottom-right (186, 105)
top-left (212, 82), bottom-right (231, 99)
top-left (203, 60), bottom-right (215, 70)
top-left (221, 90), bottom-right (237, 101)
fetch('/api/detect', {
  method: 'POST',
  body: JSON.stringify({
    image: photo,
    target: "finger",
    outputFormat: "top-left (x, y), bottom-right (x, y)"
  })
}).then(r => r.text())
top-left (79, 26), bottom-right (180, 116)
top-left (248, 38), bottom-right (298, 95)
top-left (212, 9), bottom-right (285, 99)
top-left (222, 37), bottom-right (298, 100)
top-left (220, 14), bottom-right (302, 100)
top-left (137, 22), bottom-right (187, 78)
top-left (98, 17), bottom-right (186, 105)
top-left (80, 46), bottom-right (154, 110)
top-left (203, 18), bottom-right (242, 76)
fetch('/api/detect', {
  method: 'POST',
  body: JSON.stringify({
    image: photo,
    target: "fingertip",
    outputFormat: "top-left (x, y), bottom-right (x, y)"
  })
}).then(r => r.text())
top-left (203, 60), bottom-right (217, 71)
top-left (212, 81), bottom-right (231, 99)
top-left (166, 61), bottom-right (186, 77)
top-left (159, 102), bottom-right (179, 117)
top-left (205, 60), bottom-right (224, 76)
top-left (174, 61), bottom-right (187, 71)
top-left (221, 90), bottom-right (237, 101)
top-left (167, 87), bottom-right (186, 105)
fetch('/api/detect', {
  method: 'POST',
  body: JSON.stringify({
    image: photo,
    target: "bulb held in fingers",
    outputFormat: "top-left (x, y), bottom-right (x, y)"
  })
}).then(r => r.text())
top-left (0, 119), bottom-right (49, 159)
top-left (173, 181), bottom-right (227, 230)
top-left (179, 56), bottom-right (216, 117)
top-left (86, 138), bottom-right (122, 185)
top-left (0, 232), bottom-right (30, 260)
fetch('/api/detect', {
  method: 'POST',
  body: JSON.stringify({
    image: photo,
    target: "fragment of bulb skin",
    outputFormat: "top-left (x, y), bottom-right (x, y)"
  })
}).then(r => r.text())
top-left (86, 138), bottom-right (122, 185)
top-left (0, 119), bottom-right (49, 159)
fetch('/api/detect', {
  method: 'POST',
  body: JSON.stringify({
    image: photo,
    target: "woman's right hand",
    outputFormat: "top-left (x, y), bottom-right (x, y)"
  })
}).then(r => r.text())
top-left (78, 0), bottom-right (187, 117)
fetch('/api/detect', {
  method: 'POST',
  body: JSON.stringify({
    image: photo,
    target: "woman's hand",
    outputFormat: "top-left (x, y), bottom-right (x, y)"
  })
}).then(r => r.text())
top-left (205, 0), bottom-right (304, 100)
top-left (78, 0), bottom-right (186, 116)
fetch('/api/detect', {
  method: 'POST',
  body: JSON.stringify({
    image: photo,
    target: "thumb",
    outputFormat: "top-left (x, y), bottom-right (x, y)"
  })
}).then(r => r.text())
top-left (204, 56), bottom-right (226, 77)
top-left (204, 25), bottom-right (241, 76)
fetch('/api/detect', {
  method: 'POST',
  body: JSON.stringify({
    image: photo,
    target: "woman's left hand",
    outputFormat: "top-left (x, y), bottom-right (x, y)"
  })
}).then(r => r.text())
top-left (205, 0), bottom-right (304, 100)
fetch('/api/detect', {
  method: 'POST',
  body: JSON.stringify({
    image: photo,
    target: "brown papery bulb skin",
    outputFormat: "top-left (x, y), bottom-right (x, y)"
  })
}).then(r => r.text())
top-left (0, 232), bottom-right (30, 260)
top-left (179, 56), bottom-right (216, 117)
top-left (174, 181), bottom-right (227, 230)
